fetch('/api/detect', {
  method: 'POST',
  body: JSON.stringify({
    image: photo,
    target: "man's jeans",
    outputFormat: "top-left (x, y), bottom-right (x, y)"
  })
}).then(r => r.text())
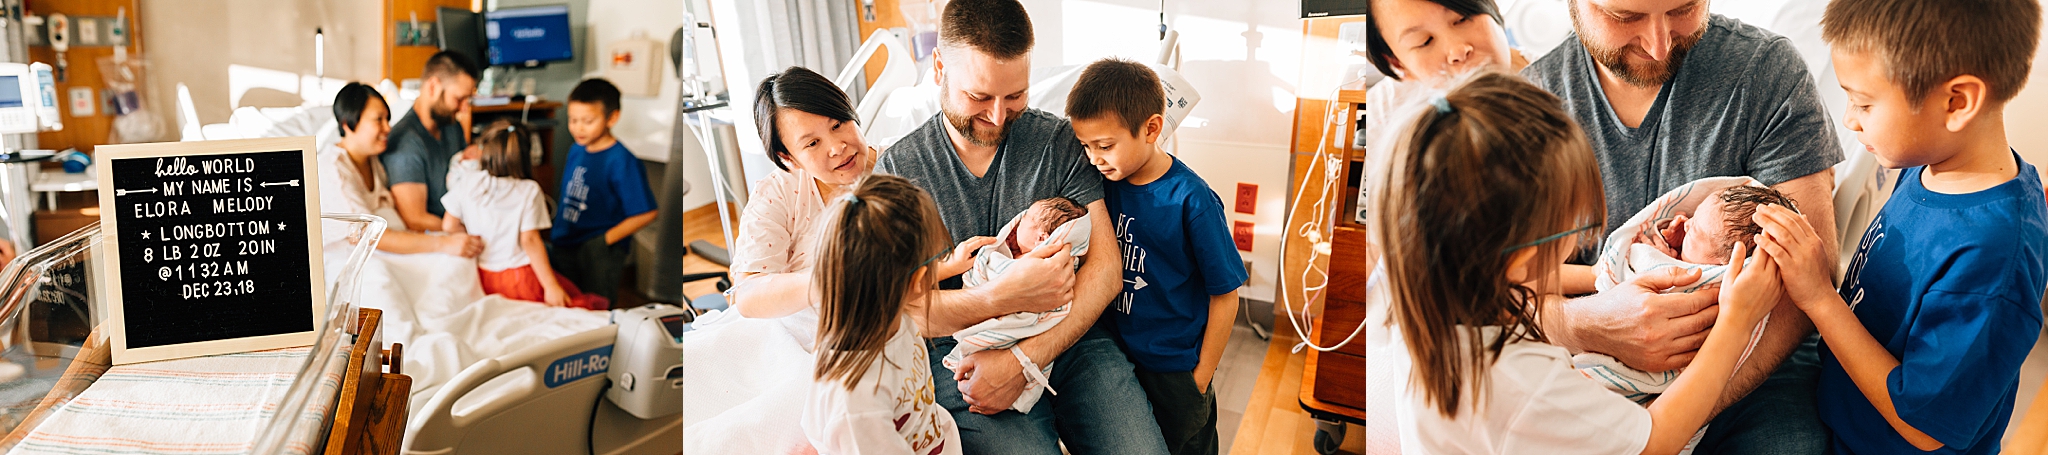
top-left (927, 323), bottom-right (1170, 455)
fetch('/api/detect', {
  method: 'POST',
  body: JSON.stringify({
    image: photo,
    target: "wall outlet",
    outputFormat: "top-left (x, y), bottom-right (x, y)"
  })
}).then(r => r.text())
top-left (1232, 221), bottom-right (1255, 252)
top-left (1234, 182), bottom-right (1258, 215)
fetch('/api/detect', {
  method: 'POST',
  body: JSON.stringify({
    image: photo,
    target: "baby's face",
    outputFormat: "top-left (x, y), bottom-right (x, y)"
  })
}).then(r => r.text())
top-left (1679, 193), bottom-right (1732, 265)
top-left (1015, 219), bottom-right (1054, 250)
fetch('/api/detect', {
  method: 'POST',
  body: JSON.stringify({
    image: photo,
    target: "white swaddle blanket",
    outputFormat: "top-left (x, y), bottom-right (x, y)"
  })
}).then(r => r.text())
top-left (944, 209), bottom-right (1090, 413)
top-left (1580, 176), bottom-right (1773, 403)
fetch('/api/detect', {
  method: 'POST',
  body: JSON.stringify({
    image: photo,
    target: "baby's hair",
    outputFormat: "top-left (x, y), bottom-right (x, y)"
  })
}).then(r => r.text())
top-left (1372, 71), bottom-right (1604, 418)
top-left (1709, 186), bottom-right (1798, 262)
top-left (813, 174), bottom-right (950, 390)
top-left (475, 120), bottom-right (534, 180)
top-left (1030, 197), bottom-right (1087, 231)
top-left (1821, 0), bottom-right (2040, 108)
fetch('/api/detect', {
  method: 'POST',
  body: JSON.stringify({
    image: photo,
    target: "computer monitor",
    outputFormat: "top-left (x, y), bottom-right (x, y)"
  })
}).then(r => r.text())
top-left (484, 5), bottom-right (574, 67)
top-left (437, 7), bottom-right (484, 68)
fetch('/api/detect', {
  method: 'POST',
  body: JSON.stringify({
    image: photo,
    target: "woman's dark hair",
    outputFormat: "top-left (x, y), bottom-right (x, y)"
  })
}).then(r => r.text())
top-left (475, 119), bottom-right (534, 180)
top-left (332, 82), bottom-right (387, 138)
top-left (754, 66), bottom-right (858, 172)
top-left (813, 174), bottom-right (948, 390)
top-left (1365, 0), bottom-right (1505, 81)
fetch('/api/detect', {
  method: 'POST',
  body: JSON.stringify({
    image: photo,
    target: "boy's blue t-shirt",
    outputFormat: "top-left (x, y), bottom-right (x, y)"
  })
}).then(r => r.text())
top-left (1819, 152), bottom-right (2048, 455)
top-left (551, 141), bottom-right (657, 246)
top-left (1104, 157), bottom-right (1249, 373)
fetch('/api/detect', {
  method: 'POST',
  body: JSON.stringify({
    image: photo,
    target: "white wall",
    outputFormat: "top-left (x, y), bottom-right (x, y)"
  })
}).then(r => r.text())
top-left (1018, 0), bottom-right (1300, 302)
top-left (582, 0), bottom-right (684, 160)
top-left (142, 0), bottom-right (382, 127)
top-left (2007, 1), bottom-right (2048, 174)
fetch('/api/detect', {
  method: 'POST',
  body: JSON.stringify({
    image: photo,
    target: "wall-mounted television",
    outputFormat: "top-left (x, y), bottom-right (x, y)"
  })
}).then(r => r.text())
top-left (485, 5), bottom-right (574, 67)
top-left (1302, 0), bottom-right (1368, 18)
top-left (437, 7), bottom-right (484, 68)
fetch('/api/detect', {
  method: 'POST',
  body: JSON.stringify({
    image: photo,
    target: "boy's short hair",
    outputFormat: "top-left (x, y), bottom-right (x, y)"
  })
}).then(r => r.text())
top-left (1030, 196), bottom-right (1087, 230)
top-left (940, 0), bottom-right (1033, 61)
top-left (569, 78), bottom-right (624, 116)
top-left (1065, 58), bottom-right (1164, 137)
top-left (1711, 186), bottom-right (1797, 261)
top-left (423, 50), bottom-right (481, 83)
top-left (1821, 0), bottom-right (2041, 106)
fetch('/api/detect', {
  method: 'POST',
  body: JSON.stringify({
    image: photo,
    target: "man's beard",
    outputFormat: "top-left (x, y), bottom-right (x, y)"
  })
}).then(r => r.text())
top-left (940, 82), bottom-right (1014, 148)
top-left (429, 97), bottom-right (459, 125)
top-left (1573, 9), bottom-right (1706, 87)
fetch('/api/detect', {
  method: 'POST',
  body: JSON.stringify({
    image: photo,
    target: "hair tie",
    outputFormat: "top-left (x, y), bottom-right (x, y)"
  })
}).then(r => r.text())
top-left (1429, 95), bottom-right (1453, 114)
top-left (839, 193), bottom-right (861, 206)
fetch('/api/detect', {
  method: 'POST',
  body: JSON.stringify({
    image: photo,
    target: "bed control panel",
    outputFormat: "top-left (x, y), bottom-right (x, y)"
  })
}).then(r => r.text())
top-left (607, 303), bottom-right (686, 420)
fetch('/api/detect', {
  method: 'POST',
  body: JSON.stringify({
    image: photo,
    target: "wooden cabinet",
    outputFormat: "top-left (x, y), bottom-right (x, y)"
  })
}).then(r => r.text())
top-left (1285, 15), bottom-right (1379, 424)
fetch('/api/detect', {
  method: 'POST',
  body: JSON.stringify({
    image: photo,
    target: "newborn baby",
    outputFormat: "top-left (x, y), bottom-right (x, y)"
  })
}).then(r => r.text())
top-left (937, 196), bottom-right (1090, 413)
top-left (1646, 185), bottom-right (1793, 266)
top-left (1583, 178), bottom-right (1794, 404)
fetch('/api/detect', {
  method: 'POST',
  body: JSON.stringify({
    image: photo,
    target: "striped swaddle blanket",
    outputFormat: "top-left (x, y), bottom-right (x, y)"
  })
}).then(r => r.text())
top-left (7, 343), bottom-right (352, 455)
top-left (944, 209), bottom-right (1090, 413)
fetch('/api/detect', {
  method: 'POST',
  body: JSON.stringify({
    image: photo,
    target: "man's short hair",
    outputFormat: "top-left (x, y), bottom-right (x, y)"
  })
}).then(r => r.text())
top-left (939, 0), bottom-right (1033, 61)
top-left (1821, 0), bottom-right (2040, 106)
top-left (423, 50), bottom-right (481, 82)
top-left (568, 78), bottom-right (623, 116)
top-left (1065, 58), bottom-right (1164, 137)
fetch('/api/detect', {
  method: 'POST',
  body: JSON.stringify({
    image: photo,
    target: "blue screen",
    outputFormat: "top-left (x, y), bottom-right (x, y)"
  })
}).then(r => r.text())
top-left (0, 76), bottom-right (24, 109)
top-left (485, 5), bottom-right (573, 66)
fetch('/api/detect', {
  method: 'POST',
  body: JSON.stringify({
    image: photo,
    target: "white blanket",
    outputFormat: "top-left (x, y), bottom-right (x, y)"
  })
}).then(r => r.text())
top-left (682, 310), bottom-right (815, 454)
top-left (342, 251), bottom-right (610, 414)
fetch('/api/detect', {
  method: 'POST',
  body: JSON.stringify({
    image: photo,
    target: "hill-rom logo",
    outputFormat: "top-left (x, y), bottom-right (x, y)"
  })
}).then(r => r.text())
top-left (546, 345), bottom-right (613, 388)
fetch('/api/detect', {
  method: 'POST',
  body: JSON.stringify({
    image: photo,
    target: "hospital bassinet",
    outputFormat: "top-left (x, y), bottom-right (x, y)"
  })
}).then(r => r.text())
top-left (0, 214), bottom-right (384, 454)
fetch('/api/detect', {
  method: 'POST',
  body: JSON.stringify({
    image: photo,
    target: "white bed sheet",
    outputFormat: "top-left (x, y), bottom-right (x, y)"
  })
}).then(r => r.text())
top-left (341, 251), bottom-right (611, 415)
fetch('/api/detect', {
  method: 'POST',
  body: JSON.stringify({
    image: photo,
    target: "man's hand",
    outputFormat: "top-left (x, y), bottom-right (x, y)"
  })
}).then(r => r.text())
top-left (953, 348), bottom-right (1027, 414)
top-left (1566, 267), bottom-right (1721, 372)
top-left (981, 239), bottom-right (1075, 314)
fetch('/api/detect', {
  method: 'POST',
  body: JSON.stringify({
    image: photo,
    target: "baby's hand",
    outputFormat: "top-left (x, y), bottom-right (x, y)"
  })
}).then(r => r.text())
top-left (937, 236), bottom-right (998, 279)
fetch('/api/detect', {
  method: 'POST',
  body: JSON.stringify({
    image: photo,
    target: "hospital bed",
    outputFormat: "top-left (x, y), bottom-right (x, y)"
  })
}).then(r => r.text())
top-left (172, 95), bottom-right (686, 453)
top-left (0, 214), bottom-right (397, 454)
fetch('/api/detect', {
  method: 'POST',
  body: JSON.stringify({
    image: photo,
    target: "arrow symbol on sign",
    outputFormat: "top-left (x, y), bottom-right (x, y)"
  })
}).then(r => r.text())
top-left (116, 188), bottom-right (157, 196)
top-left (262, 180), bottom-right (301, 187)
top-left (1125, 276), bottom-right (1149, 290)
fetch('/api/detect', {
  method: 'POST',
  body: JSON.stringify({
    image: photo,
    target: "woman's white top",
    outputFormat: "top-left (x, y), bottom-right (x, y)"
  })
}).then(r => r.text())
top-left (318, 146), bottom-right (404, 247)
top-left (1391, 325), bottom-right (1652, 455)
top-left (440, 157), bottom-right (551, 271)
top-left (731, 168), bottom-right (827, 349)
top-left (802, 317), bottom-right (962, 455)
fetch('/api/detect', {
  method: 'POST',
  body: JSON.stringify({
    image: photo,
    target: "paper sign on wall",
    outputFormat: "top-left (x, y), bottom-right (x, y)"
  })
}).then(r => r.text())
top-left (95, 137), bottom-right (326, 365)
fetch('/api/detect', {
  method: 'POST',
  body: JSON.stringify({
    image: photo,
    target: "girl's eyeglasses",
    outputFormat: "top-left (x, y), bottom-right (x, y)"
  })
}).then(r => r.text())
top-left (1501, 223), bottom-right (1600, 255)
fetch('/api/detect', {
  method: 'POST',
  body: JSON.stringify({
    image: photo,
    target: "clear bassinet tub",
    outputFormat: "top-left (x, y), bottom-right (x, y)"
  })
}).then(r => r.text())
top-left (0, 214), bottom-right (384, 454)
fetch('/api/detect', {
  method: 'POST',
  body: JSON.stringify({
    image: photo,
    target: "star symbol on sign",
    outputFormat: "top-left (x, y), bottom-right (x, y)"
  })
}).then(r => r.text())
top-left (140, 232), bottom-right (149, 239)
top-left (279, 223), bottom-right (287, 231)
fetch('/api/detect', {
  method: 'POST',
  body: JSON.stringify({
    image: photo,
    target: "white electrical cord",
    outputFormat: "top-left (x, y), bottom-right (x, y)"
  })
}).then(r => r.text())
top-left (1279, 73), bottom-right (1374, 353)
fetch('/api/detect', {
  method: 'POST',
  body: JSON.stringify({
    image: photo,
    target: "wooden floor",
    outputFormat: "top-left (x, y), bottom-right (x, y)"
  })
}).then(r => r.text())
top-left (1230, 329), bottom-right (1371, 454)
top-left (683, 204), bottom-right (738, 301)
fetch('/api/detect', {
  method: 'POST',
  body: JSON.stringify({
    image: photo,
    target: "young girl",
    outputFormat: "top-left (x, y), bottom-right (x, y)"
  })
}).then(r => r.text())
top-left (801, 174), bottom-right (961, 455)
top-left (441, 121), bottom-right (607, 310)
top-left (1374, 71), bottom-right (1778, 454)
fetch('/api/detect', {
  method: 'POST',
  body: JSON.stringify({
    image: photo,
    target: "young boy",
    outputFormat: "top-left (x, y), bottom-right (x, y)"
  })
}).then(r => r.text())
top-left (1758, 1), bottom-right (2046, 453)
top-left (1065, 58), bottom-right (1247, 455)
top-left (550, 78), bottom-right (657, 304)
